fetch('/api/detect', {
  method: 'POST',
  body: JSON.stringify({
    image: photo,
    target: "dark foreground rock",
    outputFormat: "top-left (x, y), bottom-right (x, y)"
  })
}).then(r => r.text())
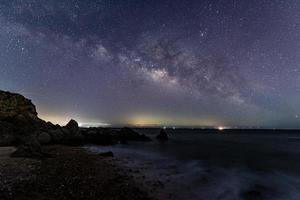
top-left (156, 129), bottom-right (168, 141)
top-left (37, 132), bottom-right (51, 144)
top-left (11, 135), bottom-right (49, 159)
top-left (1, 145), bottom-right (152, 200)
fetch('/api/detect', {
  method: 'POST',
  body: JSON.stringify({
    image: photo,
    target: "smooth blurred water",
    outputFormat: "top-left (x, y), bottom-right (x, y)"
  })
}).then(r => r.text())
top-left (86, 129), bottom-right (300, 200)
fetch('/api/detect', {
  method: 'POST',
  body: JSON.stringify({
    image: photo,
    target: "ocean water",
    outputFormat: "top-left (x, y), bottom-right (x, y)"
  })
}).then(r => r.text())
top-left (86, 129), bottom-right (300, 200)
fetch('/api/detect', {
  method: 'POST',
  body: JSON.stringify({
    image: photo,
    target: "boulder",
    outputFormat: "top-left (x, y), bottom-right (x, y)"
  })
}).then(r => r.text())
top-left (116, 127), bottom-right (152, 142)
top-left (64, 119), bottom-right (82, 137)
top-left (37, 132), bottom-right (51, 144)
top-left (65, 119), bottom-right (79, 132)
top-left (62, 120), bottom-right (83, 145)
top-left (156, 129), bottom-right (168, 141)
top-left (45, 121), bottom-right (56, 130)
top-left (11, 135), bottom-right (46, 158)
top-left (48, 128), bottom-right (64, 142)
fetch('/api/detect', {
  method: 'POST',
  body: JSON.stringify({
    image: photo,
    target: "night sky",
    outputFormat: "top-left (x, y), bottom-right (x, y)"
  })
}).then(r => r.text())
top-left (1, 0), bottom-right (300, 128)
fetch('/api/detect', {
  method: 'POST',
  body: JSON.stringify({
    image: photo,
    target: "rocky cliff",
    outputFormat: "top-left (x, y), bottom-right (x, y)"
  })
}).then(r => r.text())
top-left (0, 90), bottom-right (41, 144)
top-left (0, 90), bottom-right (46, 157)
top-left (0, 90), bottom-right (37, 120)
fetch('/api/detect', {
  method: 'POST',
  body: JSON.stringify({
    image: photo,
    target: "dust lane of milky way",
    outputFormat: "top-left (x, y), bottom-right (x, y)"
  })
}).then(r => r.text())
top-left (0, 0), bottom-right (300, 128)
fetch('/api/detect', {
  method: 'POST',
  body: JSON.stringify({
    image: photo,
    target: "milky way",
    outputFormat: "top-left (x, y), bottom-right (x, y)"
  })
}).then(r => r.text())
top-left (1, 0), bottom-right (300, 128)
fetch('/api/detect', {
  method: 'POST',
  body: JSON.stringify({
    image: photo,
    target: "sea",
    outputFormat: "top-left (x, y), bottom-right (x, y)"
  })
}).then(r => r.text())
top-left (85, 129), bottom-right (300, 200)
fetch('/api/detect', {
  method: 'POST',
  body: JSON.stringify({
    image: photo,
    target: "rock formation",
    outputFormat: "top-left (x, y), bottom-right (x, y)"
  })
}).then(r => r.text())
top-left (37, 132), bottom-right (52, 144)
top-left (0, 90), bottom-right (152, 158)
top-left (0, 121), bottom-right (14, 146)
top-left (0, 90), bottom-right (37, 120)
top-left (156, 129), bottom-right (168, 141)
top-left (65, 119), bottom-right (79, 132)
top-left (0, 90), bottom-right (47, 157)
top-left (61, 119), bottom-right (84, 145)
top-left (116, 127), bottom-right (152, 142)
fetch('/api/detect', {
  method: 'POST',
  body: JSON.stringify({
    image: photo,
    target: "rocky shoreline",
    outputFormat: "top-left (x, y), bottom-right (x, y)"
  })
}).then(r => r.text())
top-left (0, 90), bottom-right (166, 199)
top-left (0, 145), bottom-right (153, 200)
top-left (0, 90), bottom-right (152, 158)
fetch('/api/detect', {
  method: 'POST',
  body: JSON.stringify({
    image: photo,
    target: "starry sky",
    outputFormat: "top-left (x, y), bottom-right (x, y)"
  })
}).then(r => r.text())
top-left (1, 0), bottom-right (300, 128)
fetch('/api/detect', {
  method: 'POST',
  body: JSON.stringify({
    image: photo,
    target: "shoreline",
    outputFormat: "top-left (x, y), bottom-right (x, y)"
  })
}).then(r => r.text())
top-left (0, 145), bottom-right (153, 200)
top-left (85, 138), bottom-right (300, 200)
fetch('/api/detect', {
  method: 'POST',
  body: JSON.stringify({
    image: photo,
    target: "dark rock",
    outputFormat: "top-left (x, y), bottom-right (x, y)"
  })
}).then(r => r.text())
top-left (65, 119), bottom-right (79, 132)
top-left (0, 90), bottom-right (37, 120)
top-left (82, 128), bottom-right (117, 145)
top-left (62, 119), bottom-right (83, 145)
top-left (98, 151), bottom-right (114, 157)
top-left (45, 121), bottom-right (56, 130)
top-left (0, 90), bottom-right (47, 156)
top-left (116, 127), bottom-right (152, 142)
top-left (0, 121), bottom-right (15, 146)
top-left (83, 127), bottom-right (152, 145)
top-left (48, 128), bottom-right (64, 142)
top-left (156, 129), bottom-right (168, 141)
top-left (0, 90), bottom-right (47, 132)
top-left (37, 132), bottom-right (51, 144)
top-left (0, 90), bottom-right (153, 149)
top-left (0, 91), bottom-right (46, 132)
top-left (0, 133), bottom-right (15, 146)
top-left (11, 135), bottom-right (46, 158)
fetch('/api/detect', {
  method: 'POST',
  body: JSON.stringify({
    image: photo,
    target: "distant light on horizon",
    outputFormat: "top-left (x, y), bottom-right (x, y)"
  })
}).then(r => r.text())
top-left (78, 122), bottom-right (111, 128)
top-left (127, 114), bottom-right (220, 127)
top-left (218, 126), bottom-right (225, 131)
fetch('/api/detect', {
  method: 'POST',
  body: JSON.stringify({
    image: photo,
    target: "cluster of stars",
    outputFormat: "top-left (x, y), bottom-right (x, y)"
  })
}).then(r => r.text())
top-left (0, 0), bottom-right (299, 128)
